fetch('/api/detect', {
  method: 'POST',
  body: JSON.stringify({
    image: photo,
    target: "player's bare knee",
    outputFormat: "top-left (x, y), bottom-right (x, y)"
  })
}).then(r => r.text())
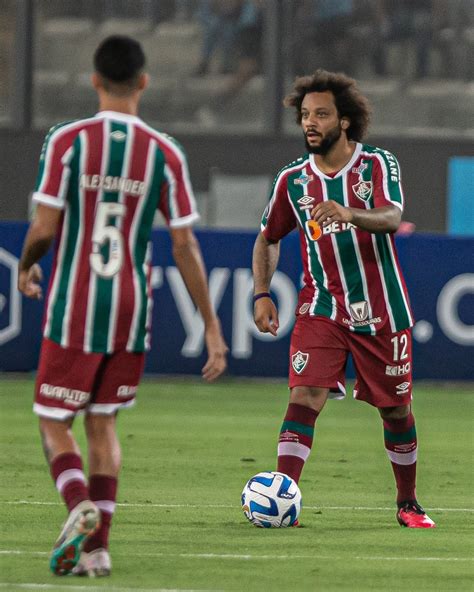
top-left (38, 417), bottom-right (74, 462)
top-left (378, 404), bottom-right (411, 420)
top-left (290, 386), bottom-right (329, 412)
top-left (85, 413), bottom-right (117, 439)
top-left (39, 416), bottom-right (73, 437)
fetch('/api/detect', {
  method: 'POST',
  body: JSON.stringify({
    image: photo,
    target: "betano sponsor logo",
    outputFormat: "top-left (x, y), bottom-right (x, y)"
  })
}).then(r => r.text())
top-left (79, 174), bottom-right (146, 196)
top-left (305, 220), bottom-right (356, 241)
top-left (39, 383), bottom-right (90, 407)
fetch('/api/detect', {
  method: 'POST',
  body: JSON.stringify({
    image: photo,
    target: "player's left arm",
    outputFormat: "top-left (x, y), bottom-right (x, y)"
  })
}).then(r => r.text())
top-left (18, 204), bottom-right (62, 299)
top-left (170, 226), bottom-right (228, 381)
top-left (311, 201), bottom-right (401, 233)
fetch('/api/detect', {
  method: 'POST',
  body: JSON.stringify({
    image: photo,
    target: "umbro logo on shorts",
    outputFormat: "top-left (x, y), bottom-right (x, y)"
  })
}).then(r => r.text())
top-left (396, 381), bottom-right (411, 395)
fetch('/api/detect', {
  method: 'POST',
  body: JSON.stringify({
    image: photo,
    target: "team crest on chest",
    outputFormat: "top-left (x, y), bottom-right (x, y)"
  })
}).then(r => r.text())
top-left (352, 160), bottom-right (372, 202)
top-left (292, 351), bottom-right (309, 374)
top-left (352, 179), bottom-right (373, 201)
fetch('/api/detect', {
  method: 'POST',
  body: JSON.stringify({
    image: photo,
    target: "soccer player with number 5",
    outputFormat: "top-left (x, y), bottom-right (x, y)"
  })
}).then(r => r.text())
top-left (18, 36), bottom-right (228, 577)
top-left (252, 70), bottom-right (435, 529)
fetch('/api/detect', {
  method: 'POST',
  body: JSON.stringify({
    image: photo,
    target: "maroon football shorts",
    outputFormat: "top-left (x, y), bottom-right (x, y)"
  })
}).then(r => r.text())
top-left (289, 316), bottom-right (413, 408)
top-left (34, 338), bottom-right (145, 420)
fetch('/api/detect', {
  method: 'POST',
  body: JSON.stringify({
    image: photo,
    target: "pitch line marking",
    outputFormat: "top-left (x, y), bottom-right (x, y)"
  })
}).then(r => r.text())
top-left (0, 550), bottom-right (472, 562)
top-left (2, 500), bottom-right (473, 512)
top-left (0, 584), bottom-right (217, 592)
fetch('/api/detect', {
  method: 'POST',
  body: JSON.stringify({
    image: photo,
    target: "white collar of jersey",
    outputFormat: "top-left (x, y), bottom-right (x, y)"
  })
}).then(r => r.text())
top-left (95, 110), bottom-right (142, 124)
top-left (309, 142), bottom-right (362, 180)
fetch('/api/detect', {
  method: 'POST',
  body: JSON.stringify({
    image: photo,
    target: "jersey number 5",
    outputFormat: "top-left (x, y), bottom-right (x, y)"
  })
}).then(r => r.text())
top-left (90, 202), bottom-right (126, 278)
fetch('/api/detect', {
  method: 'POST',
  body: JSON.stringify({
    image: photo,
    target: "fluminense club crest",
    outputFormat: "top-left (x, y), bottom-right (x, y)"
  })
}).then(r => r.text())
top-left (292, 351), bottom-right (309, 374)
top-left (352, 180), bottom-right (373, 201)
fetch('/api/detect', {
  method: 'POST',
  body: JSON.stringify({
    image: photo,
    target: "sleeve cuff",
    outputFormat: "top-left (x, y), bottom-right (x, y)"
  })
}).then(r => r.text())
top-left (169, 212), bottom-right (200, 228)
top-left (32, 192), bottom-right (65, 210)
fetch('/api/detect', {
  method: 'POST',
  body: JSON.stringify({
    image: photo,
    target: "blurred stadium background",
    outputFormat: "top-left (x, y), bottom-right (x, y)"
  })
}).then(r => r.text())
top-left (0, 0), bottom-right (473, 379)
top-left (0, 3), bottom-right (473, 591)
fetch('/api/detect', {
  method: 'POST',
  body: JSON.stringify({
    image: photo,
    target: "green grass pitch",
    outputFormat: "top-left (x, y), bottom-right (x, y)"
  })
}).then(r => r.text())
top-left (0, 378), bottom-right (473, 591)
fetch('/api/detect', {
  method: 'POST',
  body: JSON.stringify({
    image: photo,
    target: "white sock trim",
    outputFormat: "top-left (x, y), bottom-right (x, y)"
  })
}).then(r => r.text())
top-left (94, 500), bottom-right (116, 514)
top-left (278, 441), bottom-right (311, 461)
top-left (56, 468), bottom-right (87, 493)
top-left (386, 448), bottom-right (418, 466)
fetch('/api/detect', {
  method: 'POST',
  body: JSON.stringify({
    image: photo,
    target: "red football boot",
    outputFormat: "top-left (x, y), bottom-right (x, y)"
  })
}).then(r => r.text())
top-left (397, 500), bottom-right (436, 528)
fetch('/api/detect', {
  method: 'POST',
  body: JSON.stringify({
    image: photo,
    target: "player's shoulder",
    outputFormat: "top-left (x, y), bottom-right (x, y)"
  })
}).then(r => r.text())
top-left (360, 143), bottom-right (400, 163)
top-left (135, 120), bottom-right (187, 160)
top-left (42, 119), bottom-right (78, 142)
top-left (273, 154), bottom-right (309, 182)
top-left (42, 116), bottom-right (100, 145)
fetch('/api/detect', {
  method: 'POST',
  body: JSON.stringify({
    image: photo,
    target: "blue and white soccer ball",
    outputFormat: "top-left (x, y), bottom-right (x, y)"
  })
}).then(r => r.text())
top-left (241, 471), bottom-right (302, 528)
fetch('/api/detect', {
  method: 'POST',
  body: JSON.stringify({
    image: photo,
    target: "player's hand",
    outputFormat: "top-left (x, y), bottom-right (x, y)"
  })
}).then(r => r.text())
top-left (311, 200), bottom-right (353, 228)
top-left (254, 297), bottom-right (279, 337)
top-left (202, 319), bottom-right (228, 382)
top-left (18, 263), bottom-right (43, 299)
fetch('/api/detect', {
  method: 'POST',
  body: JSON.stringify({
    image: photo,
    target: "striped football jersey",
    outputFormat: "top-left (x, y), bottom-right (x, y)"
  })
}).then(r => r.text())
top-left (261, 143), bottom-right (414, 335)
top-left (33, 111), bottom-right (199, 353)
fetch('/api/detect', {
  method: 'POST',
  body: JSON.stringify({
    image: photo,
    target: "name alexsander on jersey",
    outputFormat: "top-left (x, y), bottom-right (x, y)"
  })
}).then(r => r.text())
top-left (33, 111), bottom-right (199, 354)
top-left (261, 142), bottom-right (414, 335)
top-left (79, 174), bottom-right (146, 196)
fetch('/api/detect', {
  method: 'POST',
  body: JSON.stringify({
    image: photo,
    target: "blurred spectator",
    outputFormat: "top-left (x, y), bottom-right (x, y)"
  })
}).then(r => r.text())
top-left (370, 0), bottom-right (433, 79)
top-left (291, 0), bottom-right (356, 76)
top-left (196, 0), bottom-right (263, 125)
top-left (432, 0), bottom-right (474, 80)
top-left (195, 0), bottom-right (251, 75)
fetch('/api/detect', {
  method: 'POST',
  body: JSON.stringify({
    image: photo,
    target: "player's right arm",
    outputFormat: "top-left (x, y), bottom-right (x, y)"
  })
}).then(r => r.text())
top-left (18, 204), bottom-right (62, 299)
top-left (170, 226), bottom-right (228, 381)
top-left (252, 166), bottom-right (296, 337)
top-left (18, 122), bottom-right (74, 299)
top-left (158, 138), bottom-right (227, 381)
top-left (252, 233), bottom-right (280, 337)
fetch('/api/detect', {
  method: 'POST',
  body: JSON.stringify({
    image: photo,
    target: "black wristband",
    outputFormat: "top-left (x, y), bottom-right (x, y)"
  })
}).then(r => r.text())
top-left (253, 292), bottom-right (272, 303)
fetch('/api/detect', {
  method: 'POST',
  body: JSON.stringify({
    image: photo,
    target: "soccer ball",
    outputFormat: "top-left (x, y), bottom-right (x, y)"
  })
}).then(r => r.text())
top-left (241, 471), bottom-right (302, 528)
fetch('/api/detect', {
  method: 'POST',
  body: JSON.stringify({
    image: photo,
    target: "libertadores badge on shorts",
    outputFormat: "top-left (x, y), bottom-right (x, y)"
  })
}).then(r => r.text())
top-left (292, 351), bottom-right (309, 374)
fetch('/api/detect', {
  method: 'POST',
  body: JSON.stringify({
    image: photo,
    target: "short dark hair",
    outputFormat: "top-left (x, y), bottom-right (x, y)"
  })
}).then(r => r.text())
top-left (284, 70), bottom-right (371, 141)
top-left (94, 35), bottom-right (146, 91)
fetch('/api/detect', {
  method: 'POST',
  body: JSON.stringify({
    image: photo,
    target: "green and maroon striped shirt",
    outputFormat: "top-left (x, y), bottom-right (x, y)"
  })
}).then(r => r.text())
top-left (33, 111), bottom-right (199, 353)
top-left (261, 143), bottom-right (413, 334)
